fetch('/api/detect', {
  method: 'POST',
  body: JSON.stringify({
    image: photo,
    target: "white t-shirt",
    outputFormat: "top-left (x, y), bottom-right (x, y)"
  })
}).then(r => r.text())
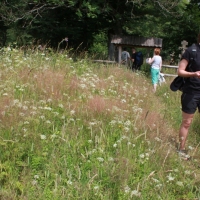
top-left (151, 55), bottom-right (162, 69)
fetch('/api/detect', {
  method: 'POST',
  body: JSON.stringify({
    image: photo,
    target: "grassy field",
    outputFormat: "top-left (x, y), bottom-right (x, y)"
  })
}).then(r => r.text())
top-left (0, 47), bottom-right (200, 200)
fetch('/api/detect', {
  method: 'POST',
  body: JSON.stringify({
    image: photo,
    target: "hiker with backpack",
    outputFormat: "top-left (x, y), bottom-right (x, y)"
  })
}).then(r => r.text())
top-left (148, 48), bottom-right (162, 93)
top-left (131, 48), bottom-right (143, 71)
top-left (176, 33), bottom-right (200, 160)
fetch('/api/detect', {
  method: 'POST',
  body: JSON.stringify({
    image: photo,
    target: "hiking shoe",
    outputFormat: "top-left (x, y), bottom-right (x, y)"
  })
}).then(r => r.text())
top-left (177, 149), bottom-right (191, 160)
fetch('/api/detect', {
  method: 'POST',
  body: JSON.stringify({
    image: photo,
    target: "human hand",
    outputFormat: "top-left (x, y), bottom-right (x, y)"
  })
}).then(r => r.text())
top-left (194, 71), bottom-right (200, 78)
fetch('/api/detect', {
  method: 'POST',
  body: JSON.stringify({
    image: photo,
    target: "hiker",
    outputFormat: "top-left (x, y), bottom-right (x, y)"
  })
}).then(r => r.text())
top-left (121, 48), bottom-right (131, 67)
top-left (131, 48), bottom-right (143, 71)
top-left (148, 48), bottom-right (162, 93)
top-left (177, 33), bottom-right (200, 159)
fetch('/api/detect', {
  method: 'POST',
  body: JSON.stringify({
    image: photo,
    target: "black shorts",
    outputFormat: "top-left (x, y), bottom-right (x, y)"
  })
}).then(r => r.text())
top-left (181, 93), bottom-right (200, 114)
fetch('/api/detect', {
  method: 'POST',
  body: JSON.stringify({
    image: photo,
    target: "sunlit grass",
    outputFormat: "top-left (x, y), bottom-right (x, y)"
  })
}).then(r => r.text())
top-left (0, 47), bottom-right (200, 200)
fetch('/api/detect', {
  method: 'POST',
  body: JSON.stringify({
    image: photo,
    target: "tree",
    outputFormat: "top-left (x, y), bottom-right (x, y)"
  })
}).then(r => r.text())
top-left (0, 0), bottom-right (190, 52)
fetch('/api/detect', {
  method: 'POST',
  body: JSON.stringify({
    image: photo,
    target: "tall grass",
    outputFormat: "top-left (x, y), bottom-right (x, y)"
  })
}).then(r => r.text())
top-left (0, 47), bottom-right (200, 200)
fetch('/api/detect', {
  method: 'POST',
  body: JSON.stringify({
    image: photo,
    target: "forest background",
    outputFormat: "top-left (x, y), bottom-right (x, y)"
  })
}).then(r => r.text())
top-left (0, 0), bottom-right (200, 62)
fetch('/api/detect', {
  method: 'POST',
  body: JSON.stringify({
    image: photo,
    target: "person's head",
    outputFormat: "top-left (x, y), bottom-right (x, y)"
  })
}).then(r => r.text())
top-left (132, 48), bottom-right (136, 53)
top-left (154, 48), bottom-right (161, 55)
top-left (123, 47), bottom-right (127, 51)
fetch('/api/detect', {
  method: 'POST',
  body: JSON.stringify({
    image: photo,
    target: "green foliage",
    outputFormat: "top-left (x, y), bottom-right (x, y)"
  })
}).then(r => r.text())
top-left (88, 32), bottom-right (108, 59)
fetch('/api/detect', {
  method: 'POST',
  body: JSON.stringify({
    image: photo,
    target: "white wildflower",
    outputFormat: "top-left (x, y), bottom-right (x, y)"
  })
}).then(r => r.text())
top-left (40, 135), bottom-right (46, 140)
top-left (121, 99), bottom-right (126, 103)
top-left (34, 175), bottom-right (39, 179)
top-left (188, 146), bottom-right (194, 150)
top-left (113, 143), bottom-right (117, 148)
top-left (155, 137), bottom-right (162, 142)
top-left (94, 186), bottom-right (99, 190)
top-left (67, 180), bottom-right (72, 185)
top-left (70, 110), bottom-right (75, 115)
top-left (184, 170), bottom-right (191, 175)
top-left (131, 190), bottom-right (141, 197)
top-left (176, 181), bottom-right (184, 187)
top-left (166, 173), bottom-right (175, 181)
top-left (124, 185), bottom-right (131, 193)
top-left (97, 157), bottom-right (104, 162)
top-left (139, 154), bottom-right (145, 159)
top-left (108, 157), bottom-right (114, 162)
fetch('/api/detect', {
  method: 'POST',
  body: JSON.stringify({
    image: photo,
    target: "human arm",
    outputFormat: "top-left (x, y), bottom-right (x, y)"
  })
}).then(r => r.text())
top-left (131, 53), bottom-right (135, 62)
top-left (177, 59), bottom-right (200, 78)
top-left (148, 56), bottom-right (154, 64)
top-left (160, 58), bottom-right (162, 71)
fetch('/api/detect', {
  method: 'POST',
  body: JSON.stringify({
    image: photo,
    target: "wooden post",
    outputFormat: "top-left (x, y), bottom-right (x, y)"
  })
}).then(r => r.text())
top-left (118, 45), bottom-right (122, 63)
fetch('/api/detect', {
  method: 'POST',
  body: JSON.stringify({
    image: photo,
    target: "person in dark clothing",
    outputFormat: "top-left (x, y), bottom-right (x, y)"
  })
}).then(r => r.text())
top-left (177, 33), bottom-right (200, 160)
top-left (131, 48), bottom-right (136, 70)
top-left (131, 48), bottom-right (143, 71)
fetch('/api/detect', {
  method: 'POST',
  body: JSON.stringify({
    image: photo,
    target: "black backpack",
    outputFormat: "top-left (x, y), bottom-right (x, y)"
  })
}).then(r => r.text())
top-left (170, 43), bottom-right (197, 92)
top-left (135, 52), bottom-right (143, 66)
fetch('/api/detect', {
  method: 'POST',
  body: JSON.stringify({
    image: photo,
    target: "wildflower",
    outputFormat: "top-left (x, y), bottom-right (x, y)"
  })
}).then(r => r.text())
top-left (176, 181), bottom-right (184, 186)
top-left (131, 190), bottom-right (141, 197)
top-left (80, 84), bottom-right (86, 89)
top-left (89, 122), bottom-right (96, 126)
top-left (53, 112), bottom-right (59, 116)
top-left (22, 128), bottom-right (27, 132)
top-left (39, 115), bottom-right (45, 120)
top-left (59, 104), bottom-right (64, 108)
top-left (32, 180), bottom-right (38, 185)
top-left (108, 157), bottom-right (114, 162)
top-left (124, 120), bottom-right (131, 126)
top-left (184, 170), bottom-right (191, 175)
top-left (155, 184), bottom-right (162, 188)
top-left (152, 178), bottom-right (159, 183)
top-left (188, 146), bottom-right (194, 150)
top-left (67, 180), bottom-right (72, 185)
top-left (139, 154), bottom-right (145, 158)
top-left (34, 175), bottom-right (39, 179)
top-left (97, 157), bottom-right (104, 162)
top-left (19, 112), bottom-right (25, 117)
top-left (94, 186), bottom-right (99, 190)
top-left (124, 185), bottom-right (131, 193)
top-left (70, 110), bottom-right (75, 115)
top-left (113, 143), bottom-right (117, 148)
top-left (155, 137), bottom-right (162, 142)
top-left (40, 135), bottom-right (46, 140)
top-left (22, 106), bottom-right (28, 110)
top-left (166, 173), bottom-right (175, 181)
top-left (121, 99), bottom-right (126, 103)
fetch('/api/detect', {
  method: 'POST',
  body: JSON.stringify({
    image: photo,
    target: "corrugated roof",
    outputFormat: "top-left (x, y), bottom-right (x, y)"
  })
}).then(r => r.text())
top-left (111, 35), bottom-right (162, 48)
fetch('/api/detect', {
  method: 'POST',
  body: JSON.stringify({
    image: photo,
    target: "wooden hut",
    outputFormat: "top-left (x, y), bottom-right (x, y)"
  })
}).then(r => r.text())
top-left (109, 35), bottom-right (163, 63)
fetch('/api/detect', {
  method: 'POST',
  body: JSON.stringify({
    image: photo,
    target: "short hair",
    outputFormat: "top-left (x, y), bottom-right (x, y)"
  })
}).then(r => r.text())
top-left (154, 48), bottom-right (161, 55)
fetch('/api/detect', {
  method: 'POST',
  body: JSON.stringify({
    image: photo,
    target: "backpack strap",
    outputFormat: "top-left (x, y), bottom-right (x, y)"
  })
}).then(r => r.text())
top-left (187, 43), bottom-right (197, 71)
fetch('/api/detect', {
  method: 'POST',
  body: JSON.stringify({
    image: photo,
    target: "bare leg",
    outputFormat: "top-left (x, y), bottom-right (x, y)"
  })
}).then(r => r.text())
top-left (153, 84), bottom-right (157, 93)
top-left (179, 112), bottom-right (194, 150)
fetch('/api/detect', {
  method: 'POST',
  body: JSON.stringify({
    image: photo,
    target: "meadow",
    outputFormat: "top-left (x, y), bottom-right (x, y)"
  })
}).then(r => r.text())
top-left (0, 47), bottom-right (200, 200)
